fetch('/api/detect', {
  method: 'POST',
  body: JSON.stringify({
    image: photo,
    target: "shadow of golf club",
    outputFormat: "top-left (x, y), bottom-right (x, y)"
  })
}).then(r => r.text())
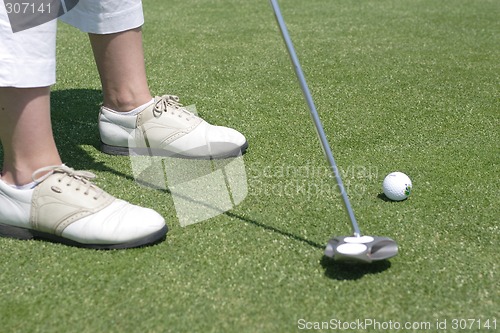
top-left (224, 211), bottom-right (324, 249)
top-left (320, 256), bottom-right (392, 281)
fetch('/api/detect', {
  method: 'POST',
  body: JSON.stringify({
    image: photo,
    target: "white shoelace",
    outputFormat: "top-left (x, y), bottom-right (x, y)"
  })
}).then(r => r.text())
top-left (153, 95), bottom-right (197, 120)
top-left (32, 165), bottom-right (104, 200)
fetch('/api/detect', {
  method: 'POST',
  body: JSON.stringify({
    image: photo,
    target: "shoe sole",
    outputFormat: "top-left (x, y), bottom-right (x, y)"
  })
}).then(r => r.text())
top-left (101, 141), bottom-right (249, 159)
top-left (0, 223), bottom-right (168, 250)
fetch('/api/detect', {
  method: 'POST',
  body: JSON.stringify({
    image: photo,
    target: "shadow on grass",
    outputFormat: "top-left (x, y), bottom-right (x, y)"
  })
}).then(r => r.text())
top-left (320, 256), bottom-right (392, 281)
top-left (377, 193), bottom-right (392, 202)
top-left (49, 88), bottom-right (136, 180)
top-left (377, 193), bottom-right (409, 202)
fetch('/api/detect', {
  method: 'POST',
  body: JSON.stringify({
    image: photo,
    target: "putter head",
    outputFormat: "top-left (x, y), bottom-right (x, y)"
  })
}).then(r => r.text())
top-left (324, 235), bottom-right (398, 263)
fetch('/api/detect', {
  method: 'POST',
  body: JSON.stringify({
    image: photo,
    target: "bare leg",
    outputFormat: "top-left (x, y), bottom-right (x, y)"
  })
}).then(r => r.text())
top-left (89, 27), bottom-right (152, 112)
top-left (0, 87), bottom-right (62, 185)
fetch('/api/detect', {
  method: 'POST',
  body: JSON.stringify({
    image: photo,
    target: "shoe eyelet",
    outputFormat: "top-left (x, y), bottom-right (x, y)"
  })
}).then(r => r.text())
top-left (51, 186), bottom-right (62, 193)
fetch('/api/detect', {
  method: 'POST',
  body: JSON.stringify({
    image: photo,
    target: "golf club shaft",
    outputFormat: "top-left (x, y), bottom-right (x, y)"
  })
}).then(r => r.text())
top-left (269, 0), bottom-right (361, 237)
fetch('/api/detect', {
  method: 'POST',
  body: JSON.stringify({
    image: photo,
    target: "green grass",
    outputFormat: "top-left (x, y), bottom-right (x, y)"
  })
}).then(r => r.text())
top-left (1, 0), bottom-right (499, 332)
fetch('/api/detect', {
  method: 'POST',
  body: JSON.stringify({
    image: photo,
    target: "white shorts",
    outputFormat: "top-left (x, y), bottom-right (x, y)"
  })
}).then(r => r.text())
top-left (0, 0), bottom-right (144, 88)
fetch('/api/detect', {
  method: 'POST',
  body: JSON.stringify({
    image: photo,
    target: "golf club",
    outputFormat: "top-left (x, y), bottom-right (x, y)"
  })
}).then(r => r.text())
top-left (269, 0), bottom-right (398, 263)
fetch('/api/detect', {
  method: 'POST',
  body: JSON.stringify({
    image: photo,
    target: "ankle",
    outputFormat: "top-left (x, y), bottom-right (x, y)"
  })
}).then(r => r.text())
top-left (103, 92), bottom-right (153, 112)
top-left (104, 98), bottom-right (154, 115)
top-left (0, 172), bottom-right (32, 187)
top-left (1, 161), bottom-right (62, 187)
top-left (7, 180), bottom-right (37, 190)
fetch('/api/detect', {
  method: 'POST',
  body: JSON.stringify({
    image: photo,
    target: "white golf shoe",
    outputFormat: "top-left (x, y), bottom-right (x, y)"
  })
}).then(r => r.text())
top-left (99, 95), bottom-right (248, 159)
top-left (0, 165), bottom-right (167, 249)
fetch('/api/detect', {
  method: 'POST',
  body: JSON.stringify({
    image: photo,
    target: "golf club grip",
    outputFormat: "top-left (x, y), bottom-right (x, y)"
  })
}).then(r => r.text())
top-left (269, 0), bottom-right (361, 236)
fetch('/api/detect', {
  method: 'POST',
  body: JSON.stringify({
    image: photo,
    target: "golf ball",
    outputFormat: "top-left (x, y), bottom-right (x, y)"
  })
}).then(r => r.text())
top-left (382, 172), bottom-right (412, 201)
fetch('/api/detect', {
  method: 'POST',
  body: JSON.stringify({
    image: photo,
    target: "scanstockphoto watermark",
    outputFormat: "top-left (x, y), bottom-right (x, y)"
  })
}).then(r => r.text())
top-left (3, 0), bottom-right (79, 33)
top-left (297, 318), bottom-right (498, 331)
top-left (249, 163), bottom-right (379, 199)
top-left (298, 318), bottom-right (433, 331)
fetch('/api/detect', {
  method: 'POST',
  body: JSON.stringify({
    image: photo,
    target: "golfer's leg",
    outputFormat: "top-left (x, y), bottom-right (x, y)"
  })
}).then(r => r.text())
top-left (0, 4), bottom-right (60, 186)
top-left (89, 27), bottom-right (152, 112)
top-left (62, 0), bottom-right (247, 158)
top-left (0, 87), bottom-right (62, 186)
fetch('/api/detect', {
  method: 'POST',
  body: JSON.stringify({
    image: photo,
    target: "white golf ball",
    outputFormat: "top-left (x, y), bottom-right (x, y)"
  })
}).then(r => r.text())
top-left (382, 172), bottom-right (412, 201)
